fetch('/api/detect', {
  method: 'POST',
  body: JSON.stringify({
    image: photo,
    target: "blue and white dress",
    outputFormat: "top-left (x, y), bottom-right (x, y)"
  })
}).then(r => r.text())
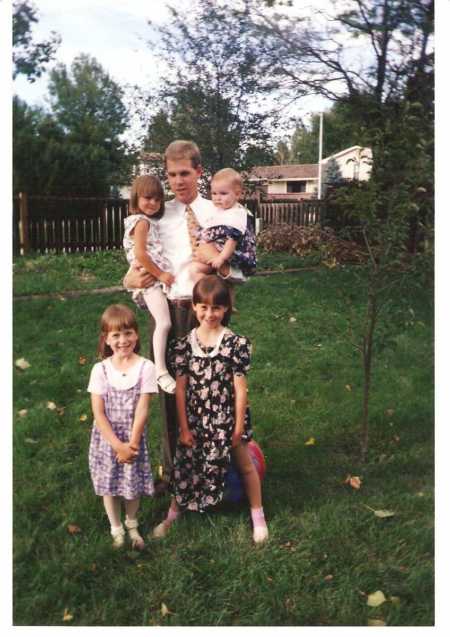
top-left (88, 356), bottom-right (157, 499)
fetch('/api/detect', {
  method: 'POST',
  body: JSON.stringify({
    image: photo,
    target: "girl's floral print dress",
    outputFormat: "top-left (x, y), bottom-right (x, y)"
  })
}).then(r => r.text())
top-left (169, 328), bottom-right (253, 512)
top-left (200, 207), bottom-right (257, 276)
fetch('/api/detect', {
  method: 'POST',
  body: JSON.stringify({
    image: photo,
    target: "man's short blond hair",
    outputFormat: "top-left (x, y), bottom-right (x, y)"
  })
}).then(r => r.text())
top-left (164, 140), bottom-right (202, 168)
top-left (211, 167), bottom-right (243, 191)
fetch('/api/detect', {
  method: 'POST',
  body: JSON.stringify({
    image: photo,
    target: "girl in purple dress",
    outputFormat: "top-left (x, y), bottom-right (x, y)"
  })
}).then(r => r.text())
top-left (88, 304), bottom-right (157, 549)
top-left (152, 275), bottom-right (269, 544)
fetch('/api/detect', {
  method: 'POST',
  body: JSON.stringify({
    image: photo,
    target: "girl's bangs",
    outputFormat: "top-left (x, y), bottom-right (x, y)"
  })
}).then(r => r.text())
top-left (104, 315), bottom-right (137, 333)
top-left (136, 180), bottom-right (162, 200)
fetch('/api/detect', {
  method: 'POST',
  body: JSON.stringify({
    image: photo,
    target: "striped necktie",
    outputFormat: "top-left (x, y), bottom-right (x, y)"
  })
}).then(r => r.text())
top-left (185, 204), bottom-right (200, 251)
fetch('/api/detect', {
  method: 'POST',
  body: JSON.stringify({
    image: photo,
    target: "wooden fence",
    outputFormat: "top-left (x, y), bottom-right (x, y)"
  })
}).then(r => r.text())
top-left (12, 194), bottom-right (326, 255)
top-left (256, 199), bottom-right (323, 227)
top-left (13, 194), bottom-right (129, 255)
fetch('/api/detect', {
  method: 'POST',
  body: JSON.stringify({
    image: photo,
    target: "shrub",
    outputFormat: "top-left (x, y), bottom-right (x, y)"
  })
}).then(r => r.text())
top-left (256, 223), bottom-right (367, 264)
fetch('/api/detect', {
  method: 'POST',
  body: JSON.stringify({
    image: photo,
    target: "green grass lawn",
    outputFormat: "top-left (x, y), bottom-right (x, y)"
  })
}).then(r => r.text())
top-left (12, 251), bottom-right (434, 626)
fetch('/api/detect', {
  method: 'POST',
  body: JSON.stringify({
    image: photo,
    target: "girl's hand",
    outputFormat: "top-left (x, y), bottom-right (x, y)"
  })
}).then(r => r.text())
top-left (116, 442), bottom-right (138, 464)
top-left (159, 271), bottom-right (175, 287)
top-left (232, 429), bottom-right (243, 448)
top-left (179, 428), bottom-right (194, 447)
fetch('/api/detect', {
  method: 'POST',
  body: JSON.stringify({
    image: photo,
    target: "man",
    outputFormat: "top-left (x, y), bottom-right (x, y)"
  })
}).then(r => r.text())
top-left (124, 140), bottom-right (247, 491)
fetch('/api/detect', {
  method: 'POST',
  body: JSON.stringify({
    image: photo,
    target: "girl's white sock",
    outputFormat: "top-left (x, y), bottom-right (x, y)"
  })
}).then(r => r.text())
top-left (250, 507), bottom-right (267, 528)
top-left (251, 507), bottom-right (269, 544)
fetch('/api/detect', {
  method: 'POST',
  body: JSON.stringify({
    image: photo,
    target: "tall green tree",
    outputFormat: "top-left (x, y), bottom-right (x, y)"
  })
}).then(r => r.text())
top-left (13, 0), bottom-right (60, 82)
top-left (13, 96), bottom-right (66, 194)
top-left (46, 54), bottom-right (135, 195)
top-left (14, 54), bottom-right (135, 195)
top-left (144, 0), bottom-right (276, 177)
top-left (245, 0), bottom-right (433, 105)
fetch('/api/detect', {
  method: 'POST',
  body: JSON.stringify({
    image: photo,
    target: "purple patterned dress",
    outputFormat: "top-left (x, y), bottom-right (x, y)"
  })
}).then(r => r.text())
top-left (200, 217), bottom-right (257, 276)
top-left (88, 361), bottom-right (154, 499)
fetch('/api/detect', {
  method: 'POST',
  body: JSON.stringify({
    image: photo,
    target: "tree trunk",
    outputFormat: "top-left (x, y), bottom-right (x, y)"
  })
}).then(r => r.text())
top-left (360, 288), bottom-right (377, 462)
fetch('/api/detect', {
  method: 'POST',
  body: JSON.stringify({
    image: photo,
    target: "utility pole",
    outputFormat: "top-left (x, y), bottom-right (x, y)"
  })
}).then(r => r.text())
top-left (317, 111), bottom-right (324, 200)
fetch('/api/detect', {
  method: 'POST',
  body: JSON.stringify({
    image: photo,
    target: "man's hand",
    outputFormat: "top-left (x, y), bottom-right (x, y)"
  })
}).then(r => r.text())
top-left (159, 271), bottom-right (176, 287)
top-left (123, 265), bottom-right (156, 289)
top-left (210, 255), bottom-right (226, 270)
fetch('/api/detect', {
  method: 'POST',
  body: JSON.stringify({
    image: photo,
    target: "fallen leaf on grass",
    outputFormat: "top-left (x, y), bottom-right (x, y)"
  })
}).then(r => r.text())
top-left (79, 356), bottom-right (87, 365)
top-left (385, 408), bottom-right (395, 417)
top-left (18, 409), bottom-right (28, 417)
top-left (161, 603), bottom-right (172, 617)
top-left (79, 414), bottom-right (88, 422)
top-left (367, 591), bottom-right (387, 607)
top-left (304, 437), bottom-right (316, 446)
top-left (63, 608), bottom-right (73, 621)
top-left (368, 619), bottom-right (386, 626)
top-left (25, 438), bottom-right (38, 444)
top-left (67, 524), bottom-right (81, 535)
top-left (324, 574), bottom-right (334, 582)
top-left (15, 358), bottom-right (30, 370)
top-left (364, 505), bottom-right (395, 519)
top-left (344, 475), bottom-right (362, 489)
top-left (345, 384), bottom-right (352, 392)
top-left (47, 401), bottom-right (57, 411)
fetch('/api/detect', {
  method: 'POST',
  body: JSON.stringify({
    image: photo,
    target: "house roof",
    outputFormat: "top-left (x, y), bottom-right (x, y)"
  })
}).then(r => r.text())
top-left (322, 145), bottom-right (369, 162)
top-left (139, 151), bottom-right (163, 163)
top-left (249, 164), bottom-right (318, 181)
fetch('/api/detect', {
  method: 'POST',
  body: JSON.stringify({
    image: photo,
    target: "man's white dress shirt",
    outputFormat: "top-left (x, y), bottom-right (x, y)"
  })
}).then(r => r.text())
top-left (157, 195), bottom-right (215, 300)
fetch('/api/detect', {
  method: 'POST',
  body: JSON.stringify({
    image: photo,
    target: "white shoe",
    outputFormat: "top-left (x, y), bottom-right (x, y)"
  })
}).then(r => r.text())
top-left (152, 521), bottom-right (170, 539)
top-left (253, 525), bottom-right (269, 544)
top-left (157, 373), bottom-right (176, 394)
top-left (111, 524), bottom-right (126, 549)
top-left (125, 518), bottom-right (145, 550)
top-left (219, 265), bottom-right (247, 284)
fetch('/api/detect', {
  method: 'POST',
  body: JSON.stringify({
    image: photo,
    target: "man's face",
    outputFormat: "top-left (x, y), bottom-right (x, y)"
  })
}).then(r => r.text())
top-left (166, 159), bottom-right (202, 204)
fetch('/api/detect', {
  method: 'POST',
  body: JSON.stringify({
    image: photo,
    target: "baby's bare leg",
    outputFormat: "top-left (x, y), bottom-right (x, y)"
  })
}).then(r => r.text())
top-left (195, 242), bottom-right (221, 264)
top-left (195, 243), bottom-right (231, 277)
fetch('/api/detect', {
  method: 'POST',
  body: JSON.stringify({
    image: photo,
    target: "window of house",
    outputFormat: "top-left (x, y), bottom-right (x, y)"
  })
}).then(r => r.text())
top-left (287, 181), bottom-right (306, 193)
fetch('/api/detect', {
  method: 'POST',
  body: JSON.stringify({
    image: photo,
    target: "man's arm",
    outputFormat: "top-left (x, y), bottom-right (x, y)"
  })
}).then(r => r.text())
top-left (123, 263), bottom-right (157, 289)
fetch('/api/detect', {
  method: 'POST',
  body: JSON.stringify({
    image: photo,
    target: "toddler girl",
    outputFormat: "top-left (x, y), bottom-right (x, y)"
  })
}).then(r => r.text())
top-left (88, 304), bottom-right (157, 549)
top-left (123, 175), bottom-right (176, 394)
top-left (192, 168), bottom-right (256, 281)
top-left (152, 275), bottom-right (269, 544)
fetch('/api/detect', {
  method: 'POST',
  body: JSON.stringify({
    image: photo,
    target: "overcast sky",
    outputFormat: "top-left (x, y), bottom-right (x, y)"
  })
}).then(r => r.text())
top-left (12, 0), bottom-right (333, 139)
top-left (13, 0), bottom-right (173, 107)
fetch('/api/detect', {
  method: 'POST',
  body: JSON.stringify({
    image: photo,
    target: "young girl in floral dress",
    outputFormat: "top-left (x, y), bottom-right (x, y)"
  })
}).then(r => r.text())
top-left (152, 275), bottom-right (268, 544)
top-left (88, 304), bottom-right (157, 549)
top-left (123, 175), bottom-right (177, 394)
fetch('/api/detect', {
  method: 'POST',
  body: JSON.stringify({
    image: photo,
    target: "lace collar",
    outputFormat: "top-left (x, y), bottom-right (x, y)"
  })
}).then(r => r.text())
top-left (188, 327), bottom-right (232, 358)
